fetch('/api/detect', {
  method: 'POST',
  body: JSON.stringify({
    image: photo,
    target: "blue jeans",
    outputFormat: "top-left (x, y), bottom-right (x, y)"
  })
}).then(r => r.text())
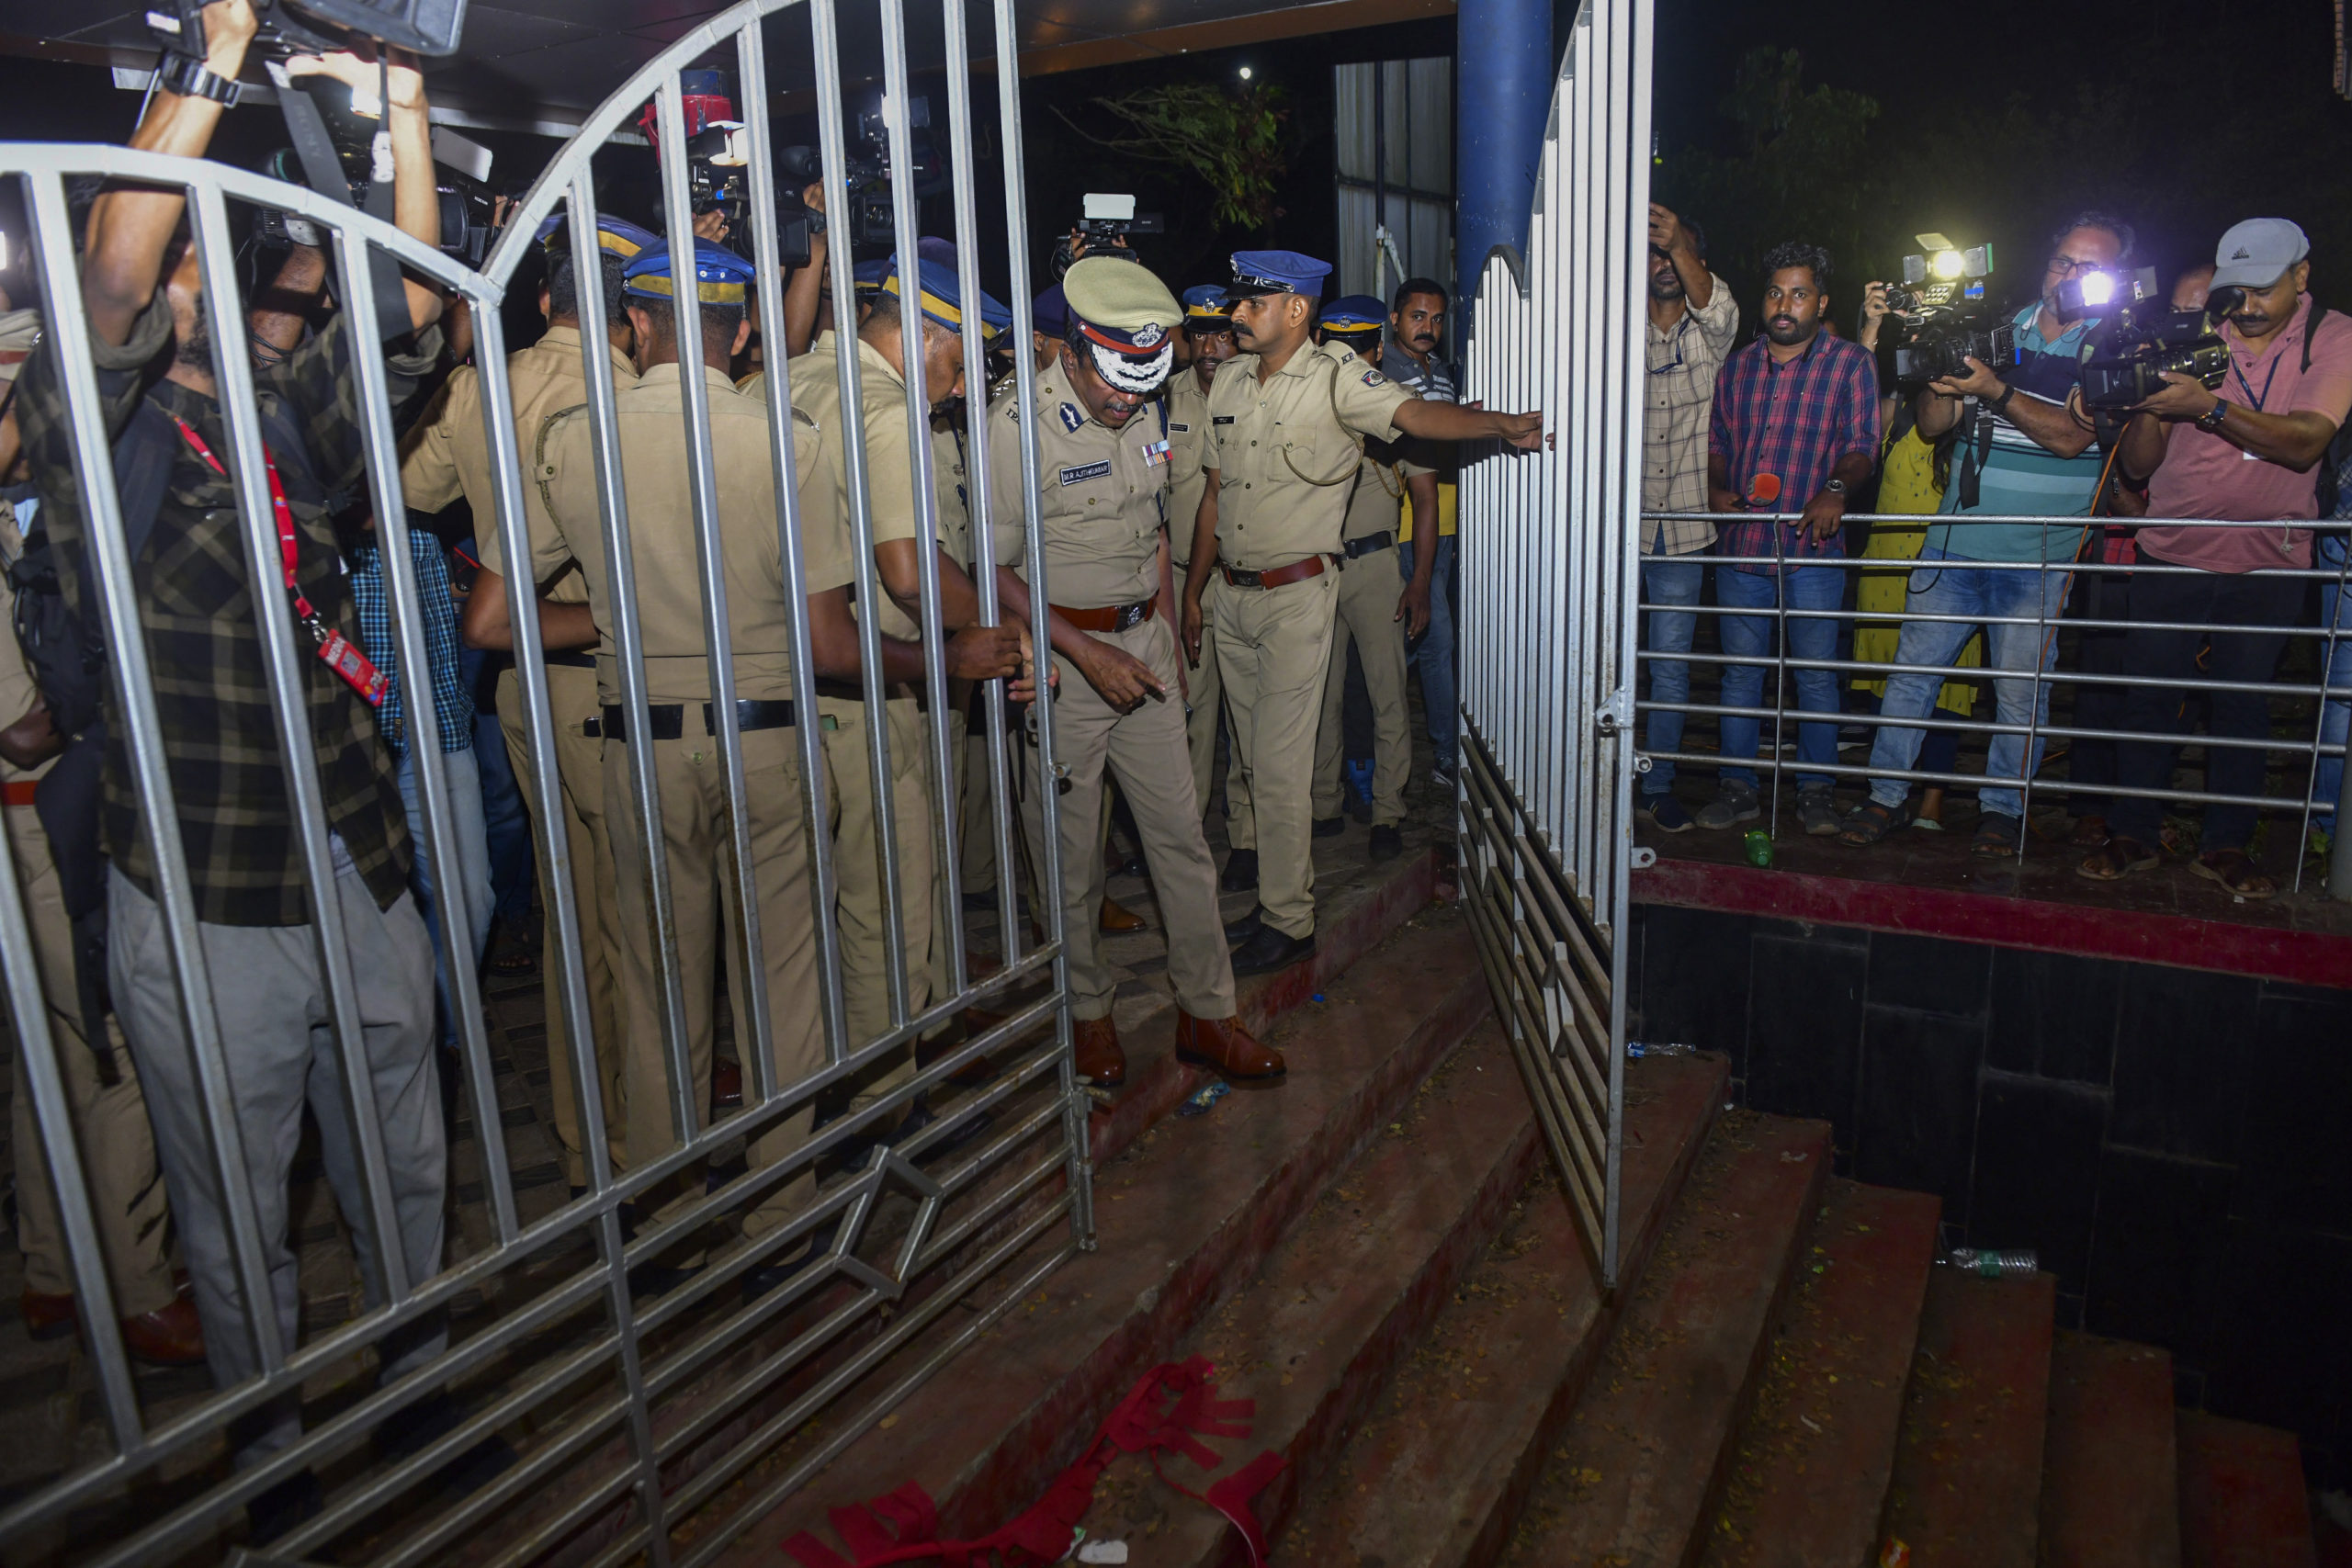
top-left (2317, 531), bottom-right (2350, 834)
top-left (1399, 535), bottom-right (1456, 768)
top-left (396, 744), bottom-right (493, 1050)
top-left (1716, 563), bottom-right (1844, 791)
top-left (1865, 549), bottom-right (2070, 821)
top-left (1639, 556), bottom-right (1705, 795)
top-left (462, 646), bottom-right (535, 932)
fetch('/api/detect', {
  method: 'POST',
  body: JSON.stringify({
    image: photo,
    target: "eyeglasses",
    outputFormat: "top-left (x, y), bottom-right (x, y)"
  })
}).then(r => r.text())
top-left (2046, 254), bottom-right (2103, 276)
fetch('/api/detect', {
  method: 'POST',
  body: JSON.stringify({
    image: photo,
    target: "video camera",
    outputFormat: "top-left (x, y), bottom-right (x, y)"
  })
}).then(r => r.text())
top-left (1885, 233), bottom-right (2013, 384)
top-left (1078, 193), bottom-right (1162, 255)
top-left (145, 0), bottom-right (468, 65)
top-left (251, 138), bottom-right (499, 265)
top-left (2073, 269), bottom-right (2235, 410)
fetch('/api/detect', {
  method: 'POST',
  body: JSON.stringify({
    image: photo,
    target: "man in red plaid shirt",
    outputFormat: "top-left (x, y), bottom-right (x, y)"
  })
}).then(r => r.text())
top-left (1702, 242), bottom-right (1881, 835)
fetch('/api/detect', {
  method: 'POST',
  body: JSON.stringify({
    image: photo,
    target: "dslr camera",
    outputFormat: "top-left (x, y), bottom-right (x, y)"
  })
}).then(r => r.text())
top-left (2073, 270), bottom-right (2235, 410)
top-left (1884, 235), bottom-right (2015, 384)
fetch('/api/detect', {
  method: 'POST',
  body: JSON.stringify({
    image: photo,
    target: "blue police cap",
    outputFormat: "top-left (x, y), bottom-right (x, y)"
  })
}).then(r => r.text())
top-left (1317, 294), bottom-right (1386, 334)
top-left (1033, 283), bottom-right (1069, 337)
top-left (1226, 250), bottom-right (1333, 301)
top-left (621, 238), bottom-right (754, 304)
top-left (884, 244), bottom-right (1012, 338)
top-left (535, 211), bottom-right (661, 262)
top-left (1182, 284), bottom-right (1234, 328)
top-left (853, 258), bottom-right (890, 298)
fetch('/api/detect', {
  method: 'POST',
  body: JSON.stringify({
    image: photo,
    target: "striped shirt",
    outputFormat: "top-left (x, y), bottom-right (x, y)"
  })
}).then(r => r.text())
top-left (349, 527), bottom-right (473, 758)
top-left (1709, 331), bottom-right (1880, 574)
top-left (1926, 303), bottom-right (2105, 563)
top-left (1643, 274), bottom-right (1739, 554)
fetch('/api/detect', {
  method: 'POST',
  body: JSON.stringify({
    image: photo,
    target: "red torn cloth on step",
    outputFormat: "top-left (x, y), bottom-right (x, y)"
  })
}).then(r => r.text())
top-left (784, 1356), bottom-right (1285, 1568)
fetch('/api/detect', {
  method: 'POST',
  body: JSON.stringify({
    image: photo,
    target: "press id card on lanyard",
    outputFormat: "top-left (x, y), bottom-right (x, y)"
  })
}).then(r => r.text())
top-left (167, 413), bottom-right (389, 707)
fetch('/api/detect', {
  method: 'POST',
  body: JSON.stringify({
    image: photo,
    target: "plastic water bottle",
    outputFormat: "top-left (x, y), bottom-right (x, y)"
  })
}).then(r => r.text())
top-left (1943, 1248), bottom-right (2036, 1279)
top-left (1743, 828), bottom-right (1774, 867)
top-left (1627, 1041), bottom-right (1699, 1059)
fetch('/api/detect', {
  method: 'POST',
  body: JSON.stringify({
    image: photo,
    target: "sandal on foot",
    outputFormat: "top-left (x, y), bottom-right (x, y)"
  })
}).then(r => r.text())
top-left (2076, 836), bottom-right (2159, 882)
top-left (1971, 813), bottom-right (2022, 858)
top-left (2189, 848), bottom-right (2277, 900)
top-left (1838, 801), bottom-right (1905, 847)
top-left (2068, 813), bottom-right (2111, 849)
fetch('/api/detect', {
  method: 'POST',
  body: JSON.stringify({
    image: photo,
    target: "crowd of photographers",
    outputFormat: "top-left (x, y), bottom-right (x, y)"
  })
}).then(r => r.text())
top-left (0, 0), bottom-right (1543, 1535)
top-left (1640, 201), bottom-right (2352, 900)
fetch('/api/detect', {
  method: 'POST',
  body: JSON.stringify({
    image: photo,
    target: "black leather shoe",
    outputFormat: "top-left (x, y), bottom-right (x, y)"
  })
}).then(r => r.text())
top-left (1231, 921), bottom-right (1316, 977)
top-left (1219, 848), bottom-right (1259, 894)
top-left (1312, 816), bottom-right (1345, 838)
top-left (1368, 823), bottom-right (1403, 862)
top-left (1223, 905), bottom-right (1265, 945)
top-left (376, 1390), bottom-right (518, 1499)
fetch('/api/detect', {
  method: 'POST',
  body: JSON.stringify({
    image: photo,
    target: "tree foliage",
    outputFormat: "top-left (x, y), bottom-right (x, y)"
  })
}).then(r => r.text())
top-left (1052, 84), bottom-right (1291, 231)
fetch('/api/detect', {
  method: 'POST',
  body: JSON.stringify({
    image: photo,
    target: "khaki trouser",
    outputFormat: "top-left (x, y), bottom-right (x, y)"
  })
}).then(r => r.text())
top-left (1023, 614), bottom-right (1237, 1021)
top-left (1313, 547), bottom-right (1413, 827)
top-left (960, 698), bottom-right (1004, 894)
top-left (496, 663), bottom-right (626, 1189)
top-left (602, 724), bottom-right (826, 1255)
top-left (820, 694), bottom-right (935, 1103)
top-left (6, 803), bottom-right (175, 1314)
top-left (1183, 570), bottom-right (1250, 836)
top-left (1214, 568), bottom-right (1340, 939)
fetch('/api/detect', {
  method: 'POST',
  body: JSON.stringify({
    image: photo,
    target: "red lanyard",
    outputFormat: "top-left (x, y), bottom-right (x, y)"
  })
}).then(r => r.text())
top-left (166, 413), bottom-right (388, 708)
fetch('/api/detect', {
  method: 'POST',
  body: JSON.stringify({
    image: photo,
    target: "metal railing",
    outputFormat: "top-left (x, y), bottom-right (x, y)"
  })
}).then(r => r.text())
top-left (1634, 509), bottom-right (2352, 896)
top-left (1456, 0), bottom-right (1651, 1289)
top-left (0, 0), bottom-right (1085, 1562)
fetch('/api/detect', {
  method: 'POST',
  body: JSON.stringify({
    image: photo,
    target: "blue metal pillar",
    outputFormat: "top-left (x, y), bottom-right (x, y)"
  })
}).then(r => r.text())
top-left (1455, 0), bottom-right (1553, 316)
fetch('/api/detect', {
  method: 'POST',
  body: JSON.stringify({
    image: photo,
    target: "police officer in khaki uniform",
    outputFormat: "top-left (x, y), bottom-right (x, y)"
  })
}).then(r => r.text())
top-left (1308, 297), bottom-right (1438, 863)
top-left (536, 239), bottom-right (865, 1291)
top-left (1182, 251), bottom-right (1542, 975)
top-left (1169, 286), bottom-right (1249, 852)
top-left (0, 513), bottom-right (201, 1364)
top-left (988, 258), bottom-right (1281, 1086)
top-left (410, 212), bottom-right (652, 1192)
top-left (780, 247), bottom-right (1024, 1089)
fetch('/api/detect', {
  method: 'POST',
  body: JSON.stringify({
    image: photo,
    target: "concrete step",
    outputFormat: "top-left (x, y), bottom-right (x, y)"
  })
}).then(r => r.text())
top-left (2039, 1333), bottom-right (2181, 1568)
top-left (1492, 1111), bottom-right (1831, 1568)
top-left (1273, 1053), bottom-right (1731, 1568)
top-left (1067, 1016), bottom-right (1543, 1561)
top-left (720, 897), bottom-right (1491, 1563)
top-left (1699, 1179), bottom-right (1942, 1568)
top-left (2178, 1410), bottom-right (2318, 1568)
top-left (1882, 1265), bottom-right (2058, 1568)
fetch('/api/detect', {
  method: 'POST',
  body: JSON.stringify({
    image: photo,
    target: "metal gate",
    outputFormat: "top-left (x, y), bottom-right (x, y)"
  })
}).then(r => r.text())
top-left (1455, 0), bottom-right (1651, 1289)
top-left (0, 0), bottom-right (1085, 1561)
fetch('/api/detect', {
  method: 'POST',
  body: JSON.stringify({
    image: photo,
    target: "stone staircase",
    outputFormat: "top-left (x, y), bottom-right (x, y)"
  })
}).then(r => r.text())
top-left (739, 863), bottom-right (2322, 1568)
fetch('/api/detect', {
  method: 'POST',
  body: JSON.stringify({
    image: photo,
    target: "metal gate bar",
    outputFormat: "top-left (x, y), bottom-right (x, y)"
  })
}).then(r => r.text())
top-left (1456, 0), bottom-right (1651, 1288)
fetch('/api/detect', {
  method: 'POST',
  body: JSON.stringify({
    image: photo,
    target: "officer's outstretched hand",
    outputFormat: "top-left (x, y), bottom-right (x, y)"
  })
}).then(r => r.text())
top-left (1494, 411), bottom-right (1544, 450)
top-left (946, 625), bottom-right (1024, 682)
top-left (1079, 638), bottom-right (1166, 714)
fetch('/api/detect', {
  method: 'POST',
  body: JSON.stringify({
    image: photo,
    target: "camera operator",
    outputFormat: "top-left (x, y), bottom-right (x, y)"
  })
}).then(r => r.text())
top-left (1842, 213), bottom-right (2132, 857)
top-left (2081, 220), bottom-right (2352, 898)
top-left (10, 0), bottom-right (456, 1524)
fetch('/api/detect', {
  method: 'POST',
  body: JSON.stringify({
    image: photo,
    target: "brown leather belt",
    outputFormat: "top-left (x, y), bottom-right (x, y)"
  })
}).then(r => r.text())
top-left (1052, 599), bottom-right (1157, 634)
top-left (2, 780), bottom-right (39, 807)
top-left (544, 649), bottom-right (597, 671)
top-left (1221, 556), bottom-right (1329, 590)
top-left (1341, 530), bottom-right (1395, 558)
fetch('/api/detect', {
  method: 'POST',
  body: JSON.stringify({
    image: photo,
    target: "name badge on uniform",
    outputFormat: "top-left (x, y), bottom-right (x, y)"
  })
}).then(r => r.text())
top-left (1057, 403), bottom-right (1085, 433)
top-left (1169, 422), bottom-right (1192, 434)
top-left (1213, 415), bottom-right (1236, 425)
top-left (1142, 439), bottom-right (1171, 468)
top-left (1058, 460), bottom-right (1112, 486)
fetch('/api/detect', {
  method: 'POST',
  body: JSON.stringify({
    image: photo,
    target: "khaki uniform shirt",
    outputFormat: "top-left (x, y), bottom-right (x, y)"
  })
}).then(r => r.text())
top-left (1340, 439), bottom-right (1433, 545)
top-left (1165, 371), bottom-right (1214, 565)
top-left (777, 335), bottom-right (938, 644)
top-left (933, 421), bottom-right (972, 569)
top-left (539, 362), bottom-right (852, 705)
top-left (983, 368), bottom-right (1168, 610)
top-left (400, 322), bottom-right (636, 605)
top-left (1203, 339), bottom-right (1414, 570)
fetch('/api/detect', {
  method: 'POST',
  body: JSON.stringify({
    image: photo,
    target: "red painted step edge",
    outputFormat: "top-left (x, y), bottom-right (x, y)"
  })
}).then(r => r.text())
top-left (716, 914), bottom-right (1492, 1563)
top-left (1881, 1267), bottom-right (2057, 1568)
top-left (1702, 1179), bottom-right (1942, 1568)
top-left (2179, 1409), bottom-right (2319, 1568)
top-left (2041, 1332), bottom-right (2182, 1568)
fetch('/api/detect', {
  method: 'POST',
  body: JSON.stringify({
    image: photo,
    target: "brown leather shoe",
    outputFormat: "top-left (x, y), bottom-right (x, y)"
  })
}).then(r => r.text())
top-left (119, 1295), bottom-right (207, 1366)
top-left (21, 1288), bottom-right (74, 1340)
top-left (1072, 1016), bottom-right (1126, 1088)
top-left (1174, 1011), bottom-right (1284, 1083)
top-left (1098, 896), bottom-right (1146, 933)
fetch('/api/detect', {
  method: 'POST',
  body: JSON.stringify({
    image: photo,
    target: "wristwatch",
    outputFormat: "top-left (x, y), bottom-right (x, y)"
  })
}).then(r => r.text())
top-left (158, 52), bottom-right (245, 106)
top-left (1823, 479), bottom-right (1849, 497)
top-left (2196, 399), bottom-right (2231, 434)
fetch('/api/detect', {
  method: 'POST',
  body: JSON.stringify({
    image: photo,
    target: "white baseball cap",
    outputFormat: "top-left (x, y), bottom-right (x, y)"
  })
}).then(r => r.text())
top-left (2211, 219), bottom-right (2310, 290)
